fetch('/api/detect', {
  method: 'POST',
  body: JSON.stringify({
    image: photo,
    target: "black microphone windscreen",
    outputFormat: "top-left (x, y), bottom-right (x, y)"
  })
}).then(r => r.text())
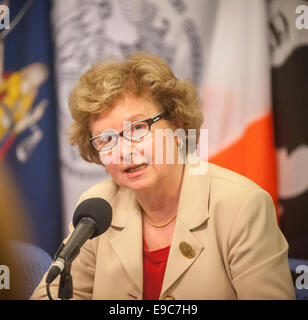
top-left (72, 198), bottom-right (112, 238)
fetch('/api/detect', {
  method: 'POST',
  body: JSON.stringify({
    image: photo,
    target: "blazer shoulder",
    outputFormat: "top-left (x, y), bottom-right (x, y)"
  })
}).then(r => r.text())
top-left (78, 178), bottom-right (120, 205)
top-left (208, 162), bottom-right (264, 193)
top-left (206, 163), bottom-right (272, 223)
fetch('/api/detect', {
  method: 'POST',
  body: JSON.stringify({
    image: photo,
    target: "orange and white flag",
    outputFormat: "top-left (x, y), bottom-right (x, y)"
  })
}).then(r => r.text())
top-left (201, 0), bottom-right (278, 217)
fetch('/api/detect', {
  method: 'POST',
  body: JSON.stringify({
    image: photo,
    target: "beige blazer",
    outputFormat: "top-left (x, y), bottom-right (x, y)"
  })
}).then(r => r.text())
top-left (31, 161), bottom-right (295, 300)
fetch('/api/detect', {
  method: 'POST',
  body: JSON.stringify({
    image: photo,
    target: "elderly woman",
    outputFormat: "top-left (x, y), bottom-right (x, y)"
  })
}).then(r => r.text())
top-left (31, 52), bottom-right (295, 300)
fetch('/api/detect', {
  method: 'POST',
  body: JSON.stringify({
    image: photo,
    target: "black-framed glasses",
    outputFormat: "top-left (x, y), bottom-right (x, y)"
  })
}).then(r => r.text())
top-left (90, 111), bottom-right (167, 152)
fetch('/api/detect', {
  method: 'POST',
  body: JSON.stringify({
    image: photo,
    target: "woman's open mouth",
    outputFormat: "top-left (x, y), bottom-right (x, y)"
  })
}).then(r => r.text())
top-left (124, 163), bottom-right (148, 174)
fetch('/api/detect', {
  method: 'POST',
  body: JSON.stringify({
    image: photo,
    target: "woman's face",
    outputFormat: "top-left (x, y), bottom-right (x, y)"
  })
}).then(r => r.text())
top-left (90, 95), bottom-right (181, 191)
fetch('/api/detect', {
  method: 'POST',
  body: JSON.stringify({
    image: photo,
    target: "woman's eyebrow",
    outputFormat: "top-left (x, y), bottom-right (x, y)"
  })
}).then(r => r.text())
top-left (93, 113), bottom-right (148, 136)
top-left (125, 113), bottom-right (147, 122)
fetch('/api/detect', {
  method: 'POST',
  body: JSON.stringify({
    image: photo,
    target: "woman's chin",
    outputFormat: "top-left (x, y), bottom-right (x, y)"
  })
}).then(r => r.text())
top-left (124, 179), bottom-right (153, 191)
top-left (119, 174), bottom-right (155, 191)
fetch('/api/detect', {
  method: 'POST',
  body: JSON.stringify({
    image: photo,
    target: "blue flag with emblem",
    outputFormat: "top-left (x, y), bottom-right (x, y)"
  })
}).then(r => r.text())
top-left (0, 0), bottom-right (62, 256)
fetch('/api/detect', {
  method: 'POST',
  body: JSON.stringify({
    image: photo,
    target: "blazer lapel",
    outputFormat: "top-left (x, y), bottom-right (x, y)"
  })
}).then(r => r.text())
top-left (160, 218), bottom-right (204, 298)
top-left (109, 187), bottom-right (144, 295)
top-left (160, 157), bottom-right (210, 298)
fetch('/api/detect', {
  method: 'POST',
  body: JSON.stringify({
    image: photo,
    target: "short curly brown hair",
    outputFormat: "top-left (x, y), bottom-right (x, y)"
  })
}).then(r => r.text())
top-left (68, 51), bottom-right (203, 165)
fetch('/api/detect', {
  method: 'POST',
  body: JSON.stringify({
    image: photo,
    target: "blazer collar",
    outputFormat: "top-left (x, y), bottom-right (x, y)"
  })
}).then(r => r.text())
top-left (108, 157), bottom-right (210, 296)
top-left (110, 186), bottom-right (141, 229)
top-left (177, 156), bottom-right (210, 229)
top-left (110, 156), bottom-right (210, 230)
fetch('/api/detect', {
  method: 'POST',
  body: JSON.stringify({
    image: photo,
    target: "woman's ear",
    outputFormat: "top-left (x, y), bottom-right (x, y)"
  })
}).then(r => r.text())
top-left (177, 137), bottom-right (183, 149)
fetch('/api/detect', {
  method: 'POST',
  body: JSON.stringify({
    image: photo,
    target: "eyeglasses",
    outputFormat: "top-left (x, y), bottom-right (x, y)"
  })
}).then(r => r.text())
top-left (90, 111), bottom-right (167, 152)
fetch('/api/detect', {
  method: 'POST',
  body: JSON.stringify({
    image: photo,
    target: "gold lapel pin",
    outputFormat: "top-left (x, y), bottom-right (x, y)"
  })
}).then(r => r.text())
top-left (179, 241), bottom-right (195, 259)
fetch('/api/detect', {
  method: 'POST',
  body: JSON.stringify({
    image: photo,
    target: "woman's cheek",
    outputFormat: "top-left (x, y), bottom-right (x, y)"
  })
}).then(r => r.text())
top-left (104, 164), bottom-right (123, 185)
top-left (99, 148), bottom-right (120, 165)
top-left (152, 130), bottom-right (176, 165)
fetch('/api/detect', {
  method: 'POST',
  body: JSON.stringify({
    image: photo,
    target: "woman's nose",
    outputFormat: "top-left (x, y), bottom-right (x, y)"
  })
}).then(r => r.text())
top-left (120, 137), bottom-right (148, 164)
top-left (119, 137), bottom-right (134, 164)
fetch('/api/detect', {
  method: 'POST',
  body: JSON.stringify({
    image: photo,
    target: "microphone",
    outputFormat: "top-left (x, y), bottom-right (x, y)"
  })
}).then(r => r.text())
top-left (46, 198), bottom-right (112, 284)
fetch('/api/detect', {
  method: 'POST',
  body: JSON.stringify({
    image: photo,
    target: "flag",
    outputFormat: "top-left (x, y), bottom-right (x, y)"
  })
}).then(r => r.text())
top-left (201, 0), bottom-right (278, 215)
top-left (269, 0), bottom-right (308, 259)
top-left (1, 0), bottom-right (62, 256)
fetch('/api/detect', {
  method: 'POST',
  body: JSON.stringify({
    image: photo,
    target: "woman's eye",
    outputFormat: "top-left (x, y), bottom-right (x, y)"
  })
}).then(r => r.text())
top-left (101, 135), bottom-right (113, 143)
top-left (133, 123), bottom-right (147, 131)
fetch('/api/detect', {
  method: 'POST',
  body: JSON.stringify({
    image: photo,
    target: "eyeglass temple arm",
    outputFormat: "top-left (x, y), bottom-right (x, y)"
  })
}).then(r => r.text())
top-left (149, 111), bottom-right (167, 125)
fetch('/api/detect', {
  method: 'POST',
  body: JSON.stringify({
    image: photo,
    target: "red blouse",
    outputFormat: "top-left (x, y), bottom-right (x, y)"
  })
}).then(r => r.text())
top-left (143, 239), bottom-right (171, 300)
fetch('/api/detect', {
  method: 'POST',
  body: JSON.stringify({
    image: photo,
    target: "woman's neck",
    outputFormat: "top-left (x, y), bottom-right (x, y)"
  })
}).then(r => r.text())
top-left (134, 164), bottom-right (185, 223)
